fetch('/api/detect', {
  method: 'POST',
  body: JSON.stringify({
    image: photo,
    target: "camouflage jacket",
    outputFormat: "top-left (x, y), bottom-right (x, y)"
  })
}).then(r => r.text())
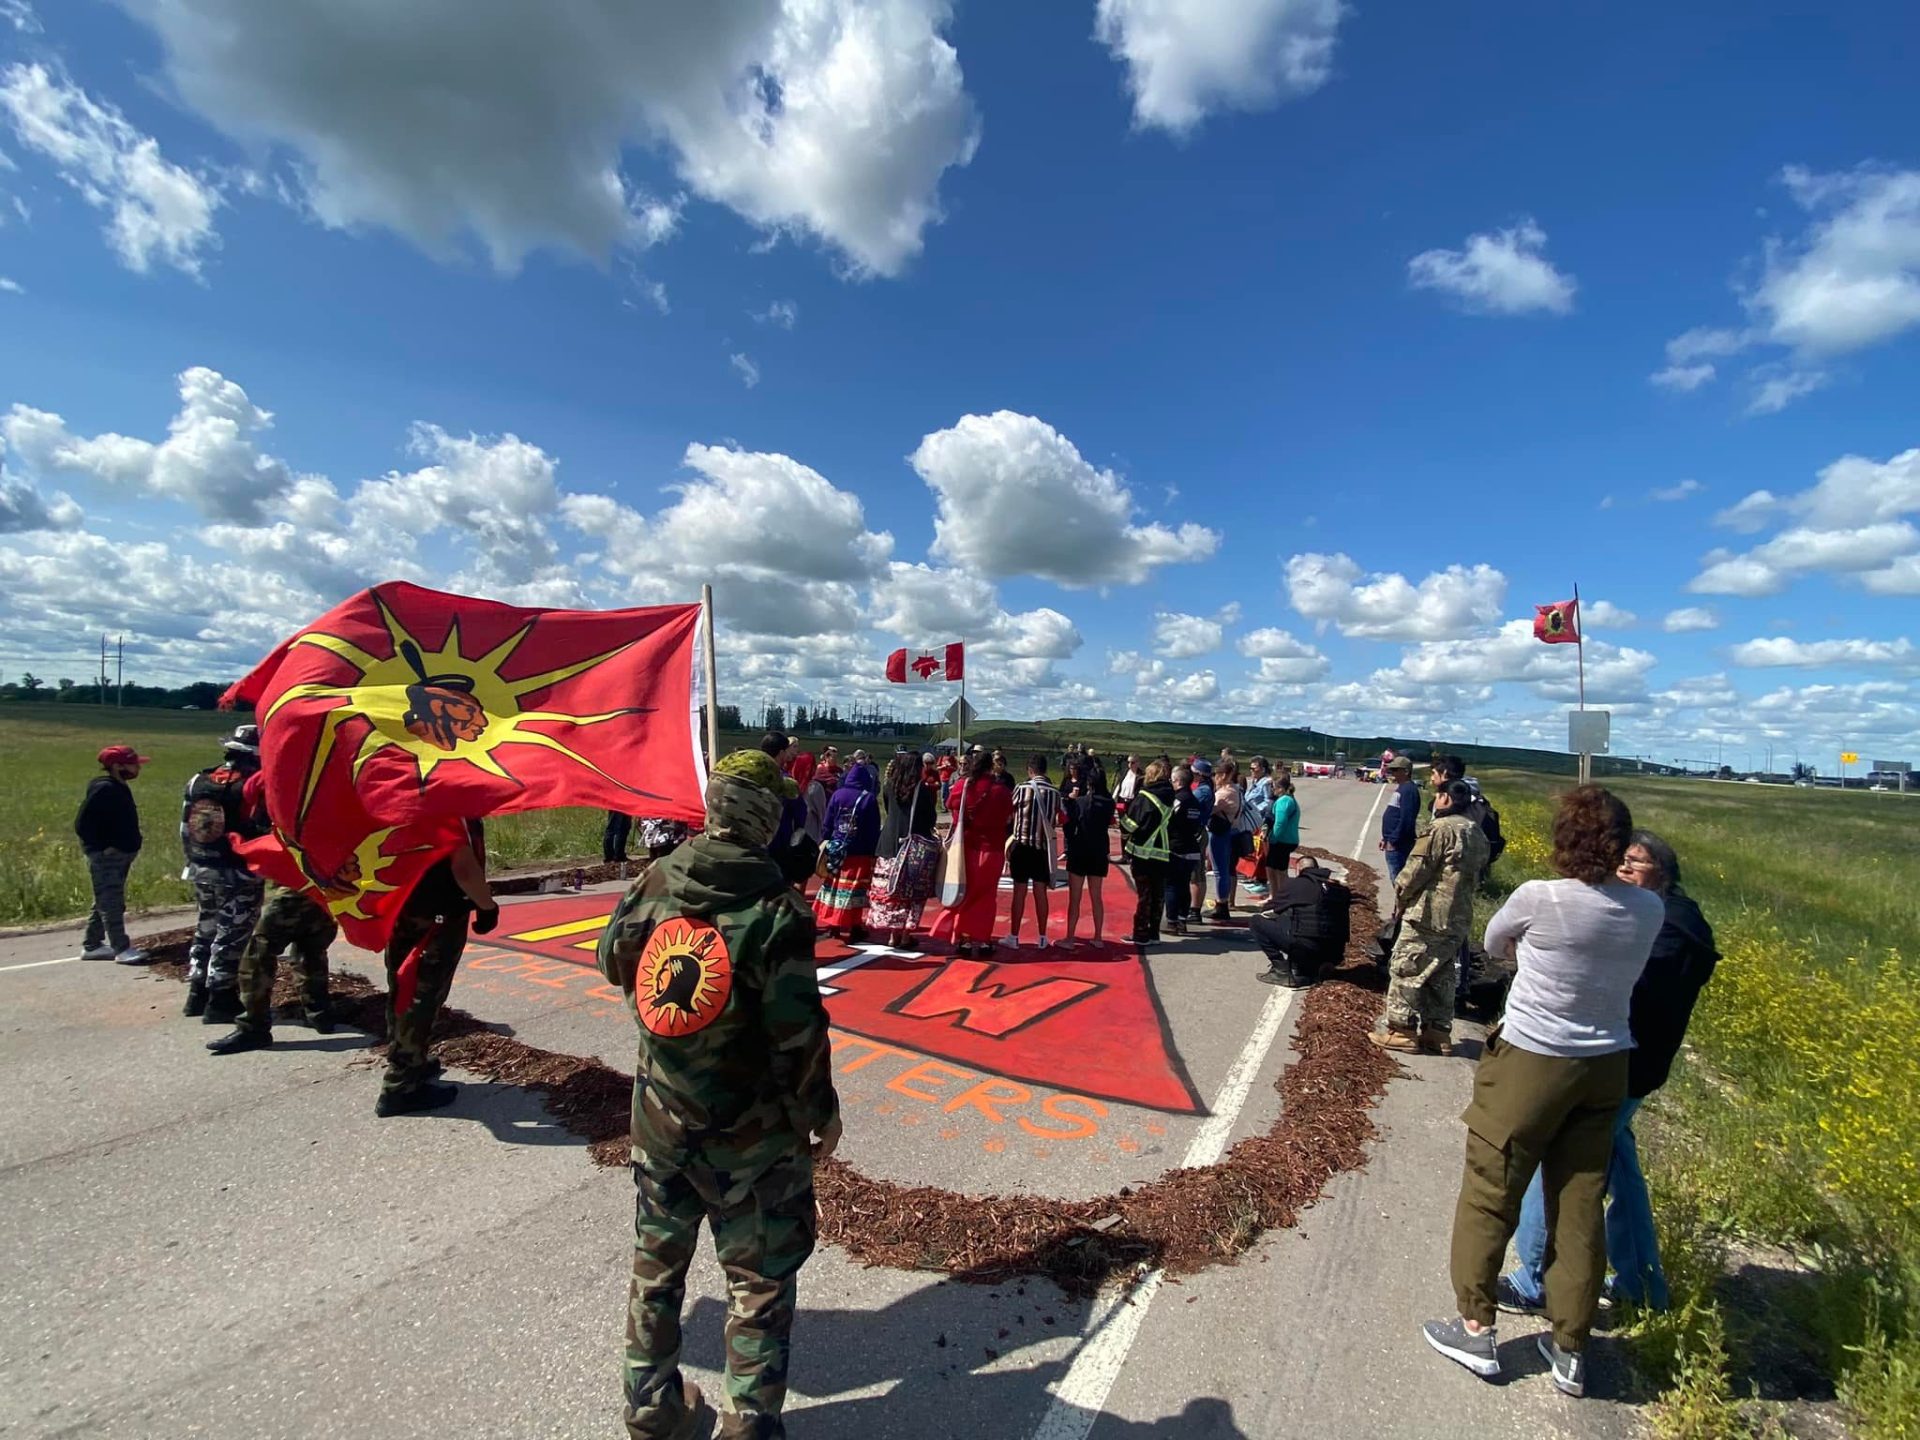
top-left (597, 833), bottom-right (839, 1177)
top-left (1393, 811), bottom-right (1489, 940)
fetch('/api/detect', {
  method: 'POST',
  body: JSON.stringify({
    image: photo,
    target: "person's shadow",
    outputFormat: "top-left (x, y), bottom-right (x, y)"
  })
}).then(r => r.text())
top-left (676, 1273), bottom-right (1254, 1438)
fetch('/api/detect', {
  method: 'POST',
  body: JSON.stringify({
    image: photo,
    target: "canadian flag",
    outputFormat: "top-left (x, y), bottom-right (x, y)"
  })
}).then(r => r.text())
top-left (885, 643), bottom-right (965, 684)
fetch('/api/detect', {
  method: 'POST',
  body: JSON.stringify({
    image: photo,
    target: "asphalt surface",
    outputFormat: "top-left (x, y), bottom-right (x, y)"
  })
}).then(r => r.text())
top-left (0, 778), bottom-right (1640, 1438)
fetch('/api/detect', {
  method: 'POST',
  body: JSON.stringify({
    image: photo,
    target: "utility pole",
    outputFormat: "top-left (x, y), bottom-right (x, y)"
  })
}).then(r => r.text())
top-left (98, 633), bottom-right (108, 706)
top-left (116, 636), bottom-right (124, 707)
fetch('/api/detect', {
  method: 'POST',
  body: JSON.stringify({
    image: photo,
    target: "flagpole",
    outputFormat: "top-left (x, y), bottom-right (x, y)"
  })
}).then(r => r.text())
top-left (957, 672), bottom-right (966, 753)
top-left (700, 584), bottom-right (720, 767)
top-left (1574, 580), bottom-right (1588, 784)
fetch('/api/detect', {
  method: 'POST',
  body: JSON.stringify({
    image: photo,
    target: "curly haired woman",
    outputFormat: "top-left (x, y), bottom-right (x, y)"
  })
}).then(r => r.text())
top-left (1422, 785), bottom-right (1664, 1399)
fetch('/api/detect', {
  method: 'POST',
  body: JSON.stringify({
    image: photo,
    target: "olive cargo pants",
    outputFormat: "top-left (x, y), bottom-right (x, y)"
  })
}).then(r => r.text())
top-left (1448, 1033), bottom-right (1627, 1351)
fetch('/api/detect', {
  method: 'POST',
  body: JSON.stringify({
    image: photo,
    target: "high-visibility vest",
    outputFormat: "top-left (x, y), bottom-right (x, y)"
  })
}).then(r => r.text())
top-left (1121, 789), bottom-right (1172, 863)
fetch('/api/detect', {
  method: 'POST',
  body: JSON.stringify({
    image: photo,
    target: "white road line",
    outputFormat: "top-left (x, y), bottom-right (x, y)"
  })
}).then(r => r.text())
top-left (1030, 984), bottom-right (1302, 1439)
top-left (0, 955), bottom-right (81, 974)
top-left (1030, 783), bottom-right (1389, 1440)
top-left (1353, 782), bottom-right (1389, 868)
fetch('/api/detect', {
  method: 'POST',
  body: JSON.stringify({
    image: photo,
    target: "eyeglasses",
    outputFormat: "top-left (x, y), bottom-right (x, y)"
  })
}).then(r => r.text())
top-left (1620, 856), bottom-right (1658, 870)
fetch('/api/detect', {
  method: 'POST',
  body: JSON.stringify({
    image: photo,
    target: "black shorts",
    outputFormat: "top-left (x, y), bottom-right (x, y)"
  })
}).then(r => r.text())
top-left (1007, 843), bottom-right (1053, 886)
top-left (1265, 842), bottom-right (1297, 874)
top-left (1066, 851), bottom-right (1110, 879)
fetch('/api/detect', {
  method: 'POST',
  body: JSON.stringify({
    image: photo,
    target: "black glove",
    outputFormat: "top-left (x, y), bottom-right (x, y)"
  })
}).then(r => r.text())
top-left (472, 905), bottom-right (500, 935)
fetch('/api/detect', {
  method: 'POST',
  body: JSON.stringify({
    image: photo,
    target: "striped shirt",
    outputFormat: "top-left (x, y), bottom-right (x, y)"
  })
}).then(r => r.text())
top-left (1009, 776), bottom-right (1064, 853)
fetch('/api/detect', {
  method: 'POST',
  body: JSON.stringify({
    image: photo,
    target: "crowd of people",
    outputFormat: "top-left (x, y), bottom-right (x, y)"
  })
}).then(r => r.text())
top-left (73, 727), bottom-right (498, 1117)
top-left (71, 723), bottom-right (1718, 1425)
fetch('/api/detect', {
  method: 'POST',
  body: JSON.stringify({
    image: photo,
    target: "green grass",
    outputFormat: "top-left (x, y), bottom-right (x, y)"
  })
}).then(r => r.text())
top-left (0, 706), bottom-right (703, 926)
top-left (1473, 769), bottom-right (1920, 1437)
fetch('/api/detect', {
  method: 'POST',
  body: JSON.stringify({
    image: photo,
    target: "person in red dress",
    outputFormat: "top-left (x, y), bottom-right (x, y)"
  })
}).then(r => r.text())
top-left (930, 748), bottom-right (1013, 957)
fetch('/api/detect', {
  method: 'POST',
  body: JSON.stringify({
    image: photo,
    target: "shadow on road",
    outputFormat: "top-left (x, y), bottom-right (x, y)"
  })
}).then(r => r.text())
top-left (670, 1276), bottom-right (1255, 1438)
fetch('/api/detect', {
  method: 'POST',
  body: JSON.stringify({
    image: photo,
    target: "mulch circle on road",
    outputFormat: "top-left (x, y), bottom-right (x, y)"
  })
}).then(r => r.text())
top-left (134, 848), bottom-right (1399, 1295)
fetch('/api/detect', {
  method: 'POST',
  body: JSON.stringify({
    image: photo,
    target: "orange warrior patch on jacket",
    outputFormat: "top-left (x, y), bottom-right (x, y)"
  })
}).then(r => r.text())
top-left (635, 918), bottom-right (734, 1037)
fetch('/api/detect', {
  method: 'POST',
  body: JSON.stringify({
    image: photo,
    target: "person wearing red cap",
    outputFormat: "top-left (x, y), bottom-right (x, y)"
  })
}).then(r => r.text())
top-left (74, 745), bottom-right (151, 963)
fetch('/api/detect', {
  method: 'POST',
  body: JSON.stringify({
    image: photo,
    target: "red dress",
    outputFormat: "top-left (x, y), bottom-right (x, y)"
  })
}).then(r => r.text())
top-left (930, 777), bottom-right (1012, 945)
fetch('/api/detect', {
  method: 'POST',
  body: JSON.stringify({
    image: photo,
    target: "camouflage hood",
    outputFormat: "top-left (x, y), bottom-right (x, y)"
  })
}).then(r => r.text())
top-left (649, 830), bottom-right (788, 918)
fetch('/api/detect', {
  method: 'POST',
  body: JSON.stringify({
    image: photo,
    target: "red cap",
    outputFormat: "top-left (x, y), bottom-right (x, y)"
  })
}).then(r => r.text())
top-left (98, 744), bottom-right (151, 768)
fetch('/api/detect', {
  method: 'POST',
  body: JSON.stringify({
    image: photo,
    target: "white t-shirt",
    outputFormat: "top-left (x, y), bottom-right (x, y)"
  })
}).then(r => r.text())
top-left (1484, 877), bottom-right (1665, 1058)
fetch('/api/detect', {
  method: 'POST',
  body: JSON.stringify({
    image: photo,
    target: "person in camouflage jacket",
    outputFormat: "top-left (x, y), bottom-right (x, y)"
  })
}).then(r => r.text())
top-left (1372, 780), bottom-right (1490, 1056)
top-left (597, 750), bottom-right (841, 1440)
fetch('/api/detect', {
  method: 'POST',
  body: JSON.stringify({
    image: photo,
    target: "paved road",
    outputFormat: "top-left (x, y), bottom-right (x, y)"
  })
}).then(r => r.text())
top-left (0, 779), bottom-right (1639, 1438)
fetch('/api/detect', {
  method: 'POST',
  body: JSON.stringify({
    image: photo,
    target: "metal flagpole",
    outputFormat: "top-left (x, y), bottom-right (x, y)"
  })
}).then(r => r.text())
top-left (1574, 581), bottom-right (1589, 783)
top-left (957, 671), bottom-right (966, 753)
top-left (700, 585), bottom-right (720, 767)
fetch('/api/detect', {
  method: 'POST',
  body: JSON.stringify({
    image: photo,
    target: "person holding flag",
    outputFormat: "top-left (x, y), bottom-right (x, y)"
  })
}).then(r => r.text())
top-left (376, 819), bottom-right (497, 1116)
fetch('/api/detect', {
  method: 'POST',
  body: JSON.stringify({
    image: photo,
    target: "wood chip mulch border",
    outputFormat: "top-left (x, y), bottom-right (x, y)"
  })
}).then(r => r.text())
top-left (134, 846), bottom-right (1400, 1295)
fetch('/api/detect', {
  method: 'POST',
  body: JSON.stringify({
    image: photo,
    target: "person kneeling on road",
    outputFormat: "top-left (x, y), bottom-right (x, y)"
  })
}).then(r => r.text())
top-left (1248, 858), bottom-right (1351, 987)
top-left (206, 883), bottom-right (341, 1055)
top-left (597, 750), bottom-right (840, 1440)
top-left (1370, 780), bottom-right (1488, 1056)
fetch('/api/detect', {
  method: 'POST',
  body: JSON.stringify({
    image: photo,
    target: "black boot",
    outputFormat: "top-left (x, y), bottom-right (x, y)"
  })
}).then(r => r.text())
top-left (201, 987), bottom-right (243, 1025)
top-left (207, 1026), bottom-right (271, 1055)
top-left (374, 1080), bottom-right (458, 1117)
top-left (182, 981), bottom-right (208, 1018)
top-left (304, 998), bottom-right (336, 1034)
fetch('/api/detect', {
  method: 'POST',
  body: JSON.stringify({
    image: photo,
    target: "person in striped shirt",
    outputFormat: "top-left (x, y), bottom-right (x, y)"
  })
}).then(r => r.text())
top-left (1004, 754), bottom-right (1064, 949)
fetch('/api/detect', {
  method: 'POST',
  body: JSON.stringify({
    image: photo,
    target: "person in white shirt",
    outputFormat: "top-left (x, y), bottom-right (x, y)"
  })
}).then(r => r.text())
top-left (1422, 785), bottom-right (1664, 1400)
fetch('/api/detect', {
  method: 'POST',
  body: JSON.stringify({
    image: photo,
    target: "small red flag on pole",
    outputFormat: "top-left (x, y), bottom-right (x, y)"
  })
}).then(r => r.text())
top-left (1533, 598), bottom-right (1581, 645)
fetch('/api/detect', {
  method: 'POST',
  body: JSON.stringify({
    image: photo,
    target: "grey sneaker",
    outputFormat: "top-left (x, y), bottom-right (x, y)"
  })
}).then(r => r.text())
top-left (80, 945), bottom-right (115, 961)
top-left (113, 947), bottom-right (150, 965)
top-left (1537, 1334), bottom-right (1586, 1397)
top-left (1496, 1273), bottom-right (1544, 1316)
top-left (1423, 1317), bottom-right (1500, 1378)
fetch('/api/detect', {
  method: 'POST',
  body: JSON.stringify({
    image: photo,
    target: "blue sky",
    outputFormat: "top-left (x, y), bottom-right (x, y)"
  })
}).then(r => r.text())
top-left (1, 0), bottom-right (1916, 770)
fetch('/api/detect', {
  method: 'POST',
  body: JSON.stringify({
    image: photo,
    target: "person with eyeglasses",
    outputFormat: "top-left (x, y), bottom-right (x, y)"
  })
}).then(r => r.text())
top-left (1497, 830), bottom-right (1719, 1320)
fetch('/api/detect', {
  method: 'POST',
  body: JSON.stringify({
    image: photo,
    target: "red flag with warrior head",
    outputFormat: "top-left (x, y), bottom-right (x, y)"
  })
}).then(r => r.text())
top-left (1533, 598), bottom-right (1581, 645)
top-left (223, 582), bottom-right (706, 946)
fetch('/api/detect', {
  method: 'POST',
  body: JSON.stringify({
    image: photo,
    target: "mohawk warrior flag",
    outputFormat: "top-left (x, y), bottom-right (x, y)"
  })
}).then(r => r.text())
top-left (1533, 598), bottom-right (1581, 645)
top-left (221, 582), bottom-right (706, 946)
top-left (884, 643), bottom-right (965, 684)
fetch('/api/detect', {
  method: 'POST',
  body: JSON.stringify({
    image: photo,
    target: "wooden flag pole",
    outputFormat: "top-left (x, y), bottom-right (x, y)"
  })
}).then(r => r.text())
top-left (700, 584), bottom-right (720, 767)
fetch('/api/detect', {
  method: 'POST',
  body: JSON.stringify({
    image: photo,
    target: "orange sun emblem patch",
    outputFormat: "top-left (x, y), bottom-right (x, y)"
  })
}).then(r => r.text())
top-left (635, 918), bottom-right (734, 1038)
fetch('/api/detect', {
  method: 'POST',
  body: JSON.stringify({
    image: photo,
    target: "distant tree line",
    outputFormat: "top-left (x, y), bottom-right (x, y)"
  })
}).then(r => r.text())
top-left (2, 675), bottom-right (236, 709)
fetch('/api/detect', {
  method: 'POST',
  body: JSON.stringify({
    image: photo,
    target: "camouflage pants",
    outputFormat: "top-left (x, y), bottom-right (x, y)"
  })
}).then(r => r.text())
top-left (236, 889), bottom-right (339, 1033)
top-left (1384, 925), bottom-right (1464, 1031)
top-left (625, 1155), bottom-right (818, 1440)
top-left (380, 909), bottom-right (468, 1095)
top-left (187, 867), bottom-right (265, 989)
top-left (82, 848), bottom-right (135, 952)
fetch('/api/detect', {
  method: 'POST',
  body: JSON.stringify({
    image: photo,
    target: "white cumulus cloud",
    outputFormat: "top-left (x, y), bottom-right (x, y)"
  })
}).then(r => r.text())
top-left (911, 410), bottom-right (1218, 586)
top-left (1285, 551), bottom-right (1506, 640)
top-left (1094, 0), bottom-right (1345, 135)
top-left (1662, 607), bottom-right (1720, 633)
top-left (1728, 636), bottom-right (1916, 670)
top-left (114, 0), bottom-right (979, 277)
top-left (0, 62), bottom-right (221, 276)
top-left (1407, 219), bottom-right (1576, 316)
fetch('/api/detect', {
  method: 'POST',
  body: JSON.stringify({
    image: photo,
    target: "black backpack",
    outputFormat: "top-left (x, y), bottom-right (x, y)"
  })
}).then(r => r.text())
top-left (1479, 801), bottom-right (1506, 867)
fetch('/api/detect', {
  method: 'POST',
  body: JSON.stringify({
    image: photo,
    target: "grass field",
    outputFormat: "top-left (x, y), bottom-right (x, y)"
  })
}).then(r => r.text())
top-left (1476, 770), bottom-right (1920, 1436)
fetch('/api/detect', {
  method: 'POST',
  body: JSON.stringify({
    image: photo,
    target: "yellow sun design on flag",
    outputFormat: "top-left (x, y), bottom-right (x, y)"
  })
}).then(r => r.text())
top-left (263, 595), bottom-right (658, 827)
top-left (280, 824), bottom-right (427, 921)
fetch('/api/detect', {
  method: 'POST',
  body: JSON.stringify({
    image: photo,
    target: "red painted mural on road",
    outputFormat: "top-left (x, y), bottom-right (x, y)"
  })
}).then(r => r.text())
top-left (486, 866), bottom-right (1202, 1116)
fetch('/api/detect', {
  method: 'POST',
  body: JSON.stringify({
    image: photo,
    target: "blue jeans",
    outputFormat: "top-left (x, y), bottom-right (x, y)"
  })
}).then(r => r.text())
top-left (1507, 1097), bottom-right (1668, 1310)
top-left (1385, 847), bottom-right (1410, 882)
top-left (1207, 832), bottom-right (1237, 903)
top-left (1164, 856), bottom-right (1195, 924)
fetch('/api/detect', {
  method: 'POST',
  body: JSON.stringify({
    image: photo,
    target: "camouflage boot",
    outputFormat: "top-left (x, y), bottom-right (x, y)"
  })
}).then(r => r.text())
top-left (1419, 1024), bottom-right (1455, 1057)
top-left (1368, 1024), bottom-right (1420, 1053)
top-left (202, 986), bottom-right (243, 1025)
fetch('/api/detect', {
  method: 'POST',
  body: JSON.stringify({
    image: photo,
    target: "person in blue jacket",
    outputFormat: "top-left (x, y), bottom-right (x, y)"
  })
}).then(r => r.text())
top-left (1380, 755), bottom-right (1420, 881)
